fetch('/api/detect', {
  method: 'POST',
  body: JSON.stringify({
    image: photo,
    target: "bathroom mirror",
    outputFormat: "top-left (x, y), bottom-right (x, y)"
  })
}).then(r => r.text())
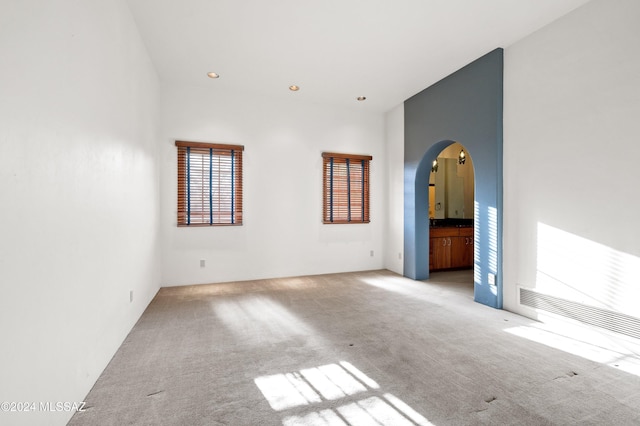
top-left (429, 144), bottom-right (474, 220)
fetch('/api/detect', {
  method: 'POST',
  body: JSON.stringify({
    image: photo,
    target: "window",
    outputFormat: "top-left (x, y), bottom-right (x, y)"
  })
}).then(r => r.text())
top-left (322, 152), bottom-right (372, 224)
top-left (176, 141), bottom-right (243, 226)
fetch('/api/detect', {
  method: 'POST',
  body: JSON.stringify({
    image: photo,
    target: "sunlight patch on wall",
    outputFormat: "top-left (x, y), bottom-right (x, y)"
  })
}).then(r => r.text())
top-left (488, 206), bottom-right (498, 273)
top-left (536, 223), bottom-right (640, 318)
top-left (255, 361), bottom-right (434, 426)
top-left (473, 201), bottom-right (482, 286)
top-left (473, 201), bottom-right (480, 263)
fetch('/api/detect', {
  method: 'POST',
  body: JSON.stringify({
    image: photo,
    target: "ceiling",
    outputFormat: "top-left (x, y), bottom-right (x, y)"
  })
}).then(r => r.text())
top-left (126, 0), bottom-right (591, 112)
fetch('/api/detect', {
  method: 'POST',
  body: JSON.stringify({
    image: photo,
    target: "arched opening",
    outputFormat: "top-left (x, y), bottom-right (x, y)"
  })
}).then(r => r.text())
top-left (405, 140), bottom-right (502, 308)
top-left (427, 142), bottom-right (474, 284)
top-left (408, 137), bottom-right (500, 308)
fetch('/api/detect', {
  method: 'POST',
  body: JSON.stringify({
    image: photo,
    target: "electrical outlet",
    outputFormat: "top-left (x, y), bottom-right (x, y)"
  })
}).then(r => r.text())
top-left (370, 250), bottom-right (374, 257)
top-left (129, 290), bottom-right (133, 303)
top-left (200, 259), bottom-right (206, 268)
top-left (398, 252), bottom-right (402, 260)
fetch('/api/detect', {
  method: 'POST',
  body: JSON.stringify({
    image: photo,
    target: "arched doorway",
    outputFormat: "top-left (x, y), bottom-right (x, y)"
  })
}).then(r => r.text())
top-left (408, 138), bottom-right (501, 308)
top-left (427, 142), bottom-right (474, 274)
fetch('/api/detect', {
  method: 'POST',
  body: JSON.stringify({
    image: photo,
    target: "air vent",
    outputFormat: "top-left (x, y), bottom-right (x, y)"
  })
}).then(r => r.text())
top-left (520, 288), bottom-right (640, 340)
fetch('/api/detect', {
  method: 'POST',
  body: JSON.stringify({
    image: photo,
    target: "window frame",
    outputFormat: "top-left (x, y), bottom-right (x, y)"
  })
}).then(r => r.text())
top-left (322, 152), bottom-right (372, 224)
top-left (176, 140), bottom-right (244, 227)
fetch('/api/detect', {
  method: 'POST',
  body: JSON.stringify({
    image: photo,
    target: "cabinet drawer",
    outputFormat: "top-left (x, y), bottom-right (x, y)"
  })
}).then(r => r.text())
top-left (458, 227), bottom-right (473, 237)
top-left (430, 227), bottom-right (458, 238)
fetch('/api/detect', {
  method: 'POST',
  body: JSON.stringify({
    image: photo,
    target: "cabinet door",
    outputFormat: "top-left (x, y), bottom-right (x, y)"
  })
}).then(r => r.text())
top-left (430, 237), bottom-right (451, 270)
top-left (451, 236), bottom-right (474, 268)
top-left (458, 228), bottom-right (474, 268)
top-left (462, 236), bottom-right (474, 267)
top-left (450, 237), bottom-right (464, 268)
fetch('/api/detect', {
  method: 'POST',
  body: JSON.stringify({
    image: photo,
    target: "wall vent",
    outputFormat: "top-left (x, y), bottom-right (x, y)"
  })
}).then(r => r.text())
top-left (519, 288), bottom-right (640, 340)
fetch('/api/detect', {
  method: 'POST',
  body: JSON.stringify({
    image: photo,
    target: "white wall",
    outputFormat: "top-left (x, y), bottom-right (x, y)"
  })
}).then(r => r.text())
top-left (160, 85), bottom-right (385, 286)
top-left (383, 104), bottom-right (404, 274)
top-left (0, 1), bottom-right (160, 425)
top-left (503, 0), bottom-right (640, 317)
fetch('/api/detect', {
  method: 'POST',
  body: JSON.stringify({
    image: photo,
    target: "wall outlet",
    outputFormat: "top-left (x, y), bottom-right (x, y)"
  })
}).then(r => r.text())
top-left (488, 273), bottom-right (496, 286)
top-left (200, 259), bottom-right (206, 268)
top-left (398, 252), bottom-right (402, 260)
top-left (129, 290), bottom-right (133, 303)
top-left (370, 250), bottom-right (374, 257)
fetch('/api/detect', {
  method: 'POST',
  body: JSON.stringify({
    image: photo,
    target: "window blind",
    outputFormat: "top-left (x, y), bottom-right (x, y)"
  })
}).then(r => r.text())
top-left (322, 152), bottom-right (371, 224)
top-left (176, 141), bottom-right (244, 226)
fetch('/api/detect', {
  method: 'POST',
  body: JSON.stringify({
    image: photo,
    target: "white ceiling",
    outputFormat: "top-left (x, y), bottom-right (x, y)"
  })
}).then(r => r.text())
top-left (126, 0), bottom-right (591, 112)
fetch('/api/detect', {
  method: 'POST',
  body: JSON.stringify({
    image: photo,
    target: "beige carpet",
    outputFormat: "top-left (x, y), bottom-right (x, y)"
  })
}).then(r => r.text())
top-left (69, 270), bottom-right (640, 425)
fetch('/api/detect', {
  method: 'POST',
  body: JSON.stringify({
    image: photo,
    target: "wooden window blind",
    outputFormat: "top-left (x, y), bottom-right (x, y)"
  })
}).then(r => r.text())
top-left (176, 141), bottom-right (244, 226)
top-left (322, 152), bottom-right (372, 224)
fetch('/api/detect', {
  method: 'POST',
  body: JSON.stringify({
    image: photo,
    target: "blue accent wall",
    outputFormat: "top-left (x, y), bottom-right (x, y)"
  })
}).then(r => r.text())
top-left (403, 48), bottom-right (503, 309)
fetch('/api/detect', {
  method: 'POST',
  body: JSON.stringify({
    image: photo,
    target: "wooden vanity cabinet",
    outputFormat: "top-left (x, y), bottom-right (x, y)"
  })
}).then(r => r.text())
top-left (430, 237), bottom-right (451, 271)
top-left (452, 227), bottom-right (474, 268)
top-left (429, 227), bottom-right (474, 271)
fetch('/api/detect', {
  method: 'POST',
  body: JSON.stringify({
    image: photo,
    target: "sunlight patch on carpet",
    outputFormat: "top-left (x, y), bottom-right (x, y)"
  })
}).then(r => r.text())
top-left (255, 361), bottom-right (434, 425)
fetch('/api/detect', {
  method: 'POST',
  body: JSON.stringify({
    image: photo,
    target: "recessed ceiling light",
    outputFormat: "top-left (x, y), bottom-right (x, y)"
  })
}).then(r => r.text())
top-left (207, 72), bottom-right (220, 79)
top-left (357, 96), bottom-right (366, 101)
top-left (289, 85), bottom-right (300, 91)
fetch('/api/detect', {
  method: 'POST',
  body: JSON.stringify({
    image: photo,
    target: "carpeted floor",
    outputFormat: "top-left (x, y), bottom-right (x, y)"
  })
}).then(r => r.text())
top-left (69, 270), bottom-right (640, 425)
